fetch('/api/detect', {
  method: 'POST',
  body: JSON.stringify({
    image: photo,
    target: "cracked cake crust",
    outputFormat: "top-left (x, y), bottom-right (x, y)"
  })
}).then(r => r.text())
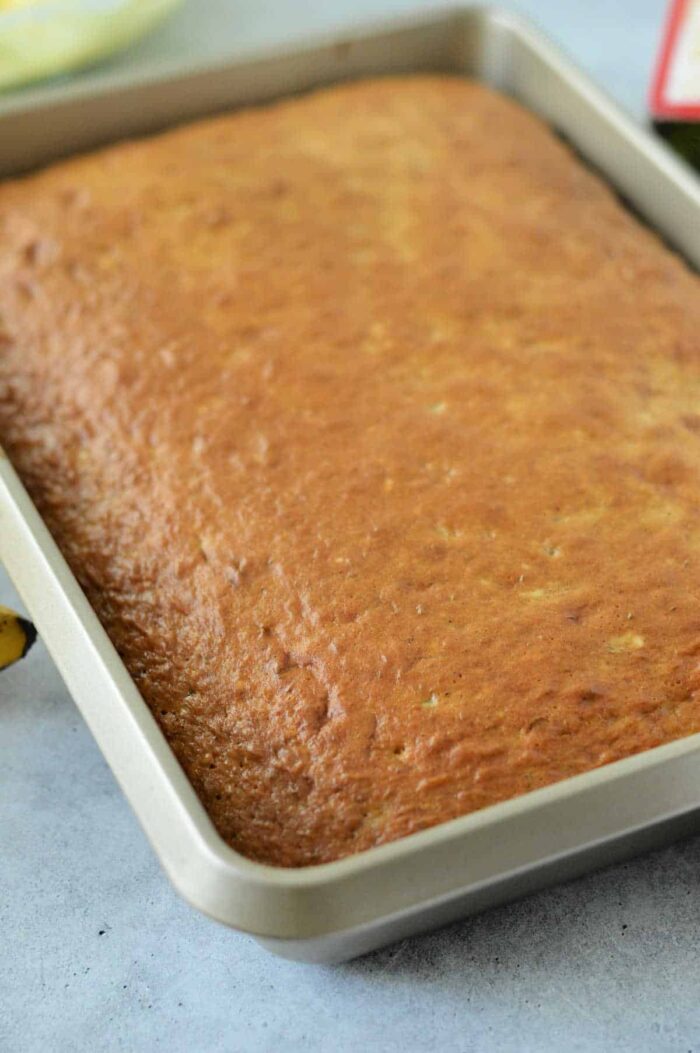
top-left (2, 77), bottom-right (700, 865)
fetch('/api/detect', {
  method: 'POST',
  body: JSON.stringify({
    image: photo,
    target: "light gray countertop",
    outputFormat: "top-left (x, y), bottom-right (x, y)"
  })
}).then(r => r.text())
top-left (3, 1), bottom-right (700, 1050)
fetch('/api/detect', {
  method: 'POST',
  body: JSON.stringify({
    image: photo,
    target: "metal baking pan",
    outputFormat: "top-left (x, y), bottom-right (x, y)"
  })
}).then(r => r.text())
top-left (2, 6), bottom-right (700, 964)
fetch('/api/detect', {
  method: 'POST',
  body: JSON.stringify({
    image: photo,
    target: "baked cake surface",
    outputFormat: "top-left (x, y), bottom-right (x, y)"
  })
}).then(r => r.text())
top-left (2, 77), bottom-right (700, 866)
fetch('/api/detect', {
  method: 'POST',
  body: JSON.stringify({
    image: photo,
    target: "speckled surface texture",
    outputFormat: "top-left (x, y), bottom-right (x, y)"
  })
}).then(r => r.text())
top-left (3, 0), bottom-right (700, 1049)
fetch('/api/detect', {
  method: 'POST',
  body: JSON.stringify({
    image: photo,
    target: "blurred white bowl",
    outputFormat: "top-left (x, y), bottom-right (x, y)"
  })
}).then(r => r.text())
top-left (0, 0), bottom-right (183, 90)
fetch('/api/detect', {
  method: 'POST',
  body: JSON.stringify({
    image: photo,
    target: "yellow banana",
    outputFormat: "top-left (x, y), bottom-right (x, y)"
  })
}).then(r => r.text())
top-left (0, 604), bottom-right (36, 671)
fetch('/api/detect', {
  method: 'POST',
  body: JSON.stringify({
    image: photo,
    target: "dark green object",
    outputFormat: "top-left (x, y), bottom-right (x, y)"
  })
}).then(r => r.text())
top-left (653, 121), bottom-right (700, 170)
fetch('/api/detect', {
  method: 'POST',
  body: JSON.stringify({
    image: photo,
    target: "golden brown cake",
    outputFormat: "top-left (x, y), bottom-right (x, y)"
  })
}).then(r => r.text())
top-left (2, 76), bottom-right (700, 866)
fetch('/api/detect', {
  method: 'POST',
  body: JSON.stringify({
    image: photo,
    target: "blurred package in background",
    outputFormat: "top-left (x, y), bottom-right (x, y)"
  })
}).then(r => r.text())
top-left (651, 0), bottom-right (700, 169)
top-left (0, 0), bottom-right (182, 91)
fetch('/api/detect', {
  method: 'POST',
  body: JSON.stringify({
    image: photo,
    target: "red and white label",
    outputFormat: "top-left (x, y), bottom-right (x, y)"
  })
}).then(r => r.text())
top-left (650, 0), bottom-right (700, 118)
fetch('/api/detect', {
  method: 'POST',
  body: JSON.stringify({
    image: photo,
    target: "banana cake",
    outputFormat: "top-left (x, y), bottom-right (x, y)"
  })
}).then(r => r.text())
top-left (2, 76), bottom-right (700, 866)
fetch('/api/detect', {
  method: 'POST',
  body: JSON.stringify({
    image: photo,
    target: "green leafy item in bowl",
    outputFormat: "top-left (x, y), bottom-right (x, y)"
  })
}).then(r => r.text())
top-left (0, 0), bottom-right (182, 90)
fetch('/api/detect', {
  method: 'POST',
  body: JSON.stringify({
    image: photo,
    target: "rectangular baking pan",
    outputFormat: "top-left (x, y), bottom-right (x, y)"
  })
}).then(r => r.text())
top-left (2, 6), bottom-right (700, 964)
